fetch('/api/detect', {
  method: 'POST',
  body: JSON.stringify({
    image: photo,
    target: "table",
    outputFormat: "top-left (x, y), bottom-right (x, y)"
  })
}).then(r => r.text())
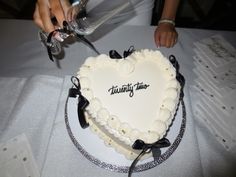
top-left (0, 19), bottom-right (236, 177)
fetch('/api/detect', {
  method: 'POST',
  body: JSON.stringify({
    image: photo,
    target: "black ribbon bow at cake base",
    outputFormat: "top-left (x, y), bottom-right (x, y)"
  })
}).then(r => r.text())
top-left (68, 48), bottom-right (185, 177)
top-left (128, 138), bottom-right (171, 177)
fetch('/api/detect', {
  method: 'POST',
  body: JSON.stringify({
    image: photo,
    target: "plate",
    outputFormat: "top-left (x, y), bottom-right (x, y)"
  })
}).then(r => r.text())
top-left (65, 96), bottom-right (186, 173)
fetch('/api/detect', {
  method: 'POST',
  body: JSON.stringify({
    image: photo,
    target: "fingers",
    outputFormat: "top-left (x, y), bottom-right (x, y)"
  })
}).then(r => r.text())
top-left (154, 29), bottom-right (161, 48)
top-left (163, 32), bottom-right (177, 48)
top-left (154, 23), bottom-right (178, 48)
top-left (37, 0), bottom-right (55, 33)
top-left (33, 3), bottom-right (44, 30)
top-left (156, 31), bottom-right (177, 48)
top-left (67, 7), bottom-right (78, 21)
top-left (33, 0), bottom-right (68, 33)
top-left (49, 0), bottom-right (66, 27)
top-left (60, 0), bottom-right (71, 21)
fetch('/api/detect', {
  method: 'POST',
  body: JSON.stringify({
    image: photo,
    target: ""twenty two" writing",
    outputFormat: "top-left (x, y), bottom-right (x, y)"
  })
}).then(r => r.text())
top-left (108, 82), bottom-right (150, 97)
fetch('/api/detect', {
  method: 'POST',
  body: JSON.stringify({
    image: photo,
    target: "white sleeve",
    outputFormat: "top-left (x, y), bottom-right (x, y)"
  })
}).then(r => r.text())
top-left (86, 0), bottom-right (154, 25)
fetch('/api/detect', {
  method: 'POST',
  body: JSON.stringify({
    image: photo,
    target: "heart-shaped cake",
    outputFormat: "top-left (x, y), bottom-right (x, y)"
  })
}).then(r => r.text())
top-left (77, 49), bottom-right (180, 159)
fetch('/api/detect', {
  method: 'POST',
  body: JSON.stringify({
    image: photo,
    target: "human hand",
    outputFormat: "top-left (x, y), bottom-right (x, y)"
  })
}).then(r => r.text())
top-left (33, 0), bottom-right (71, 33)
top-left (154, 23), bottom-right (178, 48)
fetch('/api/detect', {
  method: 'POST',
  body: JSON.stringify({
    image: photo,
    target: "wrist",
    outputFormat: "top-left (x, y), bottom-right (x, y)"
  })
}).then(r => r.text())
top-left (158, 19), bottom-right (175, 26)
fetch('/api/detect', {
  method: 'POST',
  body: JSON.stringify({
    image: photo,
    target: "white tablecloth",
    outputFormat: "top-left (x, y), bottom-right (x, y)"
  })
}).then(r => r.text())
top-left (0, 19), bottom-right (236, 177)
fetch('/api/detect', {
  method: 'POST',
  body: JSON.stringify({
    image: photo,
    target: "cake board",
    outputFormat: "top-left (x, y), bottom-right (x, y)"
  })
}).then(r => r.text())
top-left (65, 94), bottom-right (186, 173)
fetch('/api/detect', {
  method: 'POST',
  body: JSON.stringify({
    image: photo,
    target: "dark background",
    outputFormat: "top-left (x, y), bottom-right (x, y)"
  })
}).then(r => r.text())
top-left (0, 0), bottom-right (236, 31)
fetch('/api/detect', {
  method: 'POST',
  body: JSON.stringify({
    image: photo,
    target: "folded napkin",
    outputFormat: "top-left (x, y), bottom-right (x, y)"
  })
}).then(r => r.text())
top-left (190, 86), bottom-right (236, 150)
top-left (0, 75), bottom-right (64, 173)
top-left (0, 134), bottom-right (40, 177)
top-left (190, 34), bottom-right (236, 150)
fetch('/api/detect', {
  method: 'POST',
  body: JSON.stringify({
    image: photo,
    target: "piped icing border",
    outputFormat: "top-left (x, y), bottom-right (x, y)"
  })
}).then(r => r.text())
top-left (77, 49), bottom-right (180, 150)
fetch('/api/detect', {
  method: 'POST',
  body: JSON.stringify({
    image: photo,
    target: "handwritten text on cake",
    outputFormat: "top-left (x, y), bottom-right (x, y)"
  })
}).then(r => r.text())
top-left (108, 82), bottom-right (150, 97)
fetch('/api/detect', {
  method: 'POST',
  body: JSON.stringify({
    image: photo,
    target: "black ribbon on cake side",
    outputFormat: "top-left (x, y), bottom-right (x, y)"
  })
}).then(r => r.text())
top-left (69, 76), bottom-right (89, 128)
top-left (46, 20), bottom-right (100, 61)
top-left (128, 54), bottom-right (185, 177)
top-left (169, 55), bottom-right (185, 98)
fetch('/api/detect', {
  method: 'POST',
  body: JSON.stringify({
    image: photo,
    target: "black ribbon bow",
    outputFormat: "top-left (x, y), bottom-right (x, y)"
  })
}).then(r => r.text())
top-left (128, 138), bottom-right (171, 177)
top-left (69, 76), bottom-right (89, 128)
top-left (109, 46), bottom-right (135, 59)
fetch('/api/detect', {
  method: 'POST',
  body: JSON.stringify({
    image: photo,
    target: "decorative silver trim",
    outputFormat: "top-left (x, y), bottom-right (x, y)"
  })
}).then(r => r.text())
top-left (65, 96), bottom-right (186, 173)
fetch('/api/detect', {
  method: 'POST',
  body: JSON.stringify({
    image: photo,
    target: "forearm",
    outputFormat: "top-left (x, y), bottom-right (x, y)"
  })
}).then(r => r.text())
top-left (160, 0), bottom-right (180, 20)
top-left (154, 0), bottom-right (180, 48)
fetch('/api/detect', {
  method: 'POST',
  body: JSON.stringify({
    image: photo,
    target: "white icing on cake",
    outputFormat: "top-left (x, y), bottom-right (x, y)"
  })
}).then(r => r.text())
top-left (77, 49), bottom-right (180, 159)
